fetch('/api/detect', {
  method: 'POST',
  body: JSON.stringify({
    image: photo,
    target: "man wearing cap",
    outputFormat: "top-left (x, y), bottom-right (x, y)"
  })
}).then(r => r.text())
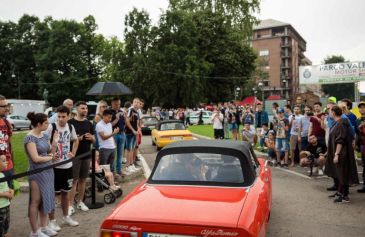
top-left (356, 102), bottom-right (365, 193)
top-left (275, 108), bottom-right (289, 167)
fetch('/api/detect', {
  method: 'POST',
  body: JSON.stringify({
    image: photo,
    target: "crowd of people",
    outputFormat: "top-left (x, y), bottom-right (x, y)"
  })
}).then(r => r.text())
top-left (208, 96), bottom-right (363, 203)
top-left (1, 93), bottom-right (365, 236)
top-left (0, 95), bottom-right (145, 237)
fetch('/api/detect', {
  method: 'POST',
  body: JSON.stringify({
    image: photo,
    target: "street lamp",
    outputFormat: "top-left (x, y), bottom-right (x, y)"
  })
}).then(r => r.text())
top-left (235, 87), bottom-right (241, 101)
top-left (12, 73), bottom-right (20, 99)
top-left (282, 79), bottom-right (287, 100)
top-left (258, 81), bottom-right (264, 111)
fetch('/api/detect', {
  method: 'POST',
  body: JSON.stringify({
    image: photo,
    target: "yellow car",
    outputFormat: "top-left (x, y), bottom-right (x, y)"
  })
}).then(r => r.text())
top-left (151, 120), bottom-right (193, 150)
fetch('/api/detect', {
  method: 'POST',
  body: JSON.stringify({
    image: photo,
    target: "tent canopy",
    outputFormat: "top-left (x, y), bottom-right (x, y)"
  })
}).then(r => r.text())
top-left (237, 96), bottom-right (261, 106)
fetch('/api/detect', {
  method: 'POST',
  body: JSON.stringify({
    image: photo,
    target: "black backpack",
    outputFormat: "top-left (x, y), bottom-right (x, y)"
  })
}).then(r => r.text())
top-left (50, 122), bottom-right (73, 144)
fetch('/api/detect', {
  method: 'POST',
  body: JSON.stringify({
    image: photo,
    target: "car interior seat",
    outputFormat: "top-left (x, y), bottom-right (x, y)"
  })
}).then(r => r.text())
top-left (215, 165), bottom-right (244, 183)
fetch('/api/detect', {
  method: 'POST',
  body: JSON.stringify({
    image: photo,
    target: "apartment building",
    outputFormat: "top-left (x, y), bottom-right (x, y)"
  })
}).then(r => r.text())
top-left (252, 19), bottom-right (310, 100)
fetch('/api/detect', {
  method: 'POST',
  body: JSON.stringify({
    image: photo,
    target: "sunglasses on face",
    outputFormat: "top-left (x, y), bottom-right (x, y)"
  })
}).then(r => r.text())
top-left (0, 104), bottom-right (9, 108)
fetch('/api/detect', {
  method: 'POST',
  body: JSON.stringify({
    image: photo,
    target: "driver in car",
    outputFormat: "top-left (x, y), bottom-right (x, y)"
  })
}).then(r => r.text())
top-left (175, 155), bottom-right (209, 181)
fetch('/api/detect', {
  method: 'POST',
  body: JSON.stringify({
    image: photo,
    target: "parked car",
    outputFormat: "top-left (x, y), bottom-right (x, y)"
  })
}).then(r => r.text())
top-left (151, 120), bottom-right (193, 150)
top-left (141, 116), bottom-right (159, 135)
top-left (189, 110), bottom-right (213, 125)
top-left (7, 115), bottom-right (31, 130)
top-left (100, 140), bottom-right (272, 237)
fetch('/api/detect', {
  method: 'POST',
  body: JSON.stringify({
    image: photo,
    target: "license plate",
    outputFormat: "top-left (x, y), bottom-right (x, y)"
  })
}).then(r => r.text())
top-left (143, 233), bottom-right (197, 237)
top-left (171, 136), bottom-right (183, 140)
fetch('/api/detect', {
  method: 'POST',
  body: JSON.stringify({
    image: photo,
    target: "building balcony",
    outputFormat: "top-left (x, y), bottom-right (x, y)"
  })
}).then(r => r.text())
top-left (281, 53), bottom-right (291, 58)
top-left (280, 64), bottom-right (291, 69)
top-left (280, 42), bottom-right (291, 48)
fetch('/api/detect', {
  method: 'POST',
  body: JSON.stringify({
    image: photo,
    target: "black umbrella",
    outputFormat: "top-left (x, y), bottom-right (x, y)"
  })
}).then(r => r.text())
top-left (86, 82), bottom-right (133, 96)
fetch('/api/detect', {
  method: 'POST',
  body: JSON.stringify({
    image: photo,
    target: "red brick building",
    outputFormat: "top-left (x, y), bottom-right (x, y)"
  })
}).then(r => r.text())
top-left (252, 19), bottom-right (310, 100)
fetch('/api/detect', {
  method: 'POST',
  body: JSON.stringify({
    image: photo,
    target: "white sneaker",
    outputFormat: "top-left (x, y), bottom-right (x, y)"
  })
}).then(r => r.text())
top-left (307, 167), bottom-right (318, 174)
top-left (122, 168), bottom-right (132, 176)
top-left (76, 201), bottom-right (89, 212)
top-left (48, 220), bottom-right (61, 232)
top-left (68, 205), bottom-right (75, 216)
top-left (127, 165), bottom-right (136, 173)
top-left (132, 164), bottom-right (141, 171)
top-left (62, 216), bottom-right (79, 227)
top-left (318, 169), bottom-right (324, 176)
top-left (30, 229), bottom-right (49, 237)
top-left (41, 226), bottom-right (58, 236)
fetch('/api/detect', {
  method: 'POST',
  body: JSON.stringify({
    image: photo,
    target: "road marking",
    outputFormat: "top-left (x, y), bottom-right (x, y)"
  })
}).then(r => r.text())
top-left (138, 153), bottom-right (151, 179)
top-left (274, 167), bottom-right (312, 179)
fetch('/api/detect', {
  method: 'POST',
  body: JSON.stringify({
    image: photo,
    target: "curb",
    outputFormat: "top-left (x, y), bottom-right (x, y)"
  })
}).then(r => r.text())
top-left (138, 153), bottom-right (151, 179)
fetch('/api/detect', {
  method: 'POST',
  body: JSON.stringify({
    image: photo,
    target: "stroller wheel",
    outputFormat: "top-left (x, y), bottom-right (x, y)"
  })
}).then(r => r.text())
top-left (97, 184), bottom-right (104, 192)
top-left (85, 187), bottom-right (92, 199)
top-left (104, 193), bottom-right (115, 204)
top-left (116, 189), bottom-right (123, 198)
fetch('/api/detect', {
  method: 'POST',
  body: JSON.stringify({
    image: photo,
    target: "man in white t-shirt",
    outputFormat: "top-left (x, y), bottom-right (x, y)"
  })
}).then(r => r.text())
top-left (288, 105), bottom-right (303, 167)
top-left (211, 109), bottom-right (224, 139)
top-left (46, 105), bottom-right (79, 230)
top-left (95, 109), bottom-right (119, 170)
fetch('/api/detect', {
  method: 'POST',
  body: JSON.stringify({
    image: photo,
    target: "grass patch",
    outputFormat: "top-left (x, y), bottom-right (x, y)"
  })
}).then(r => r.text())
top-left (11, 132), bottom-right (28, 175)
top-left (188, 124), bottom-right (214, 138)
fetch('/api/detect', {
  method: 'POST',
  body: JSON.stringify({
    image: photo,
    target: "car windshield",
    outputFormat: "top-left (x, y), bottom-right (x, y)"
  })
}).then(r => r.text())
top-left (160, 122), bottom-right (185, 131)
top-left (151, 153), bottom-right (244, 184)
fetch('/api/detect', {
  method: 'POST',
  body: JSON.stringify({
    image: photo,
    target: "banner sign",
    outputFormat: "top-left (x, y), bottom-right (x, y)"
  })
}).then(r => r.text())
top-left (299, 61), bottom-right (365, 85)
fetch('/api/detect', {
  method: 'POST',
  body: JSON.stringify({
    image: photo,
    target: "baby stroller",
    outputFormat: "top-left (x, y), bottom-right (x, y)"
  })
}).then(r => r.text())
top-left (84, 166), bottom-right (123, 204)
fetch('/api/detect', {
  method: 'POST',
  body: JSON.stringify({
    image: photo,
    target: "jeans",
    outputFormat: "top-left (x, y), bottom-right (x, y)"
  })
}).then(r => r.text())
top-left (114, 133), bottom-right (126, 174)
top-left (301, 136), bottom-right (309, 150)
top-left (259, 137), bottom-right (265, 147)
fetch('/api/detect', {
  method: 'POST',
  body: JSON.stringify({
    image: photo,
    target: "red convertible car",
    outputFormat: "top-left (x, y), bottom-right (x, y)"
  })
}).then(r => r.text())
top-left (100, 140), bottom-right (272, 237)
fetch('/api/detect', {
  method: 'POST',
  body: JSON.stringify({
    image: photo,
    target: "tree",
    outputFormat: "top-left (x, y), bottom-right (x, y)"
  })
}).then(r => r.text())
top-left (321, 55), bottom-right (354, 101)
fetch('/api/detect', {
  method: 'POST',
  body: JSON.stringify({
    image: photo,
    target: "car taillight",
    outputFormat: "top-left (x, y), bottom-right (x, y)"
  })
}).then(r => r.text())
top-left (100, 230), bottom-right (138, 237)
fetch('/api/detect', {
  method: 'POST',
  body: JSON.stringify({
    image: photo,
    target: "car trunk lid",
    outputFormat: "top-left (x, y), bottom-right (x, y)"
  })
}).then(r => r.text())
top-left (111, 184), bottom-right (248, 228)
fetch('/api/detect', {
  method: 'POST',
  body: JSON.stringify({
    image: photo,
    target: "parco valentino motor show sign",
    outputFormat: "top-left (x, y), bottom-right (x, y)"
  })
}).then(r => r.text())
top-left (299, 61), bottom-right (365, 84)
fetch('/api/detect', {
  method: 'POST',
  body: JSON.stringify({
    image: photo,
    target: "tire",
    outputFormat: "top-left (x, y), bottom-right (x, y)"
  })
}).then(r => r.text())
top-left (104, 193), bottom-right (114, 204)
top-left (115, 189), bottom-right (123, 198)
top-left (84, 187), bottom-right (92, 199)
top-left (11, 125), bottom-right (15, 131)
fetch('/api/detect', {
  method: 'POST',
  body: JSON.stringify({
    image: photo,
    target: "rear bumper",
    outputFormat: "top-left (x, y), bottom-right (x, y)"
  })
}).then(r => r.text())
top-left (156, 137), bottom-right (193, 148)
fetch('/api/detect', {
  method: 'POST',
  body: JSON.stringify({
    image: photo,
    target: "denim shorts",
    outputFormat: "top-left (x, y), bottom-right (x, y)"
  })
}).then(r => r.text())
top-left (229, 123), bottom-right (238, 131)
top-left (276, 138), bottom-right (288, 152)
top-left (125, 134), bottom-right (136, 150)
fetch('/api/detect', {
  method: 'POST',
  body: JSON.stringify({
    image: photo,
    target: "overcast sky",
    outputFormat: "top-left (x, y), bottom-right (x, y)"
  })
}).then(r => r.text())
top-left (1, 0), bottom-right (364, 65)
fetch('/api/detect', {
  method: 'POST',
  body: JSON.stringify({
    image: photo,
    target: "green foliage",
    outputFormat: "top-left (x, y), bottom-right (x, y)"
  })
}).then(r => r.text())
top-left (0, 0), bottom-right (260, 107)
top-left (321, 55), bottom-right (354, 101)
